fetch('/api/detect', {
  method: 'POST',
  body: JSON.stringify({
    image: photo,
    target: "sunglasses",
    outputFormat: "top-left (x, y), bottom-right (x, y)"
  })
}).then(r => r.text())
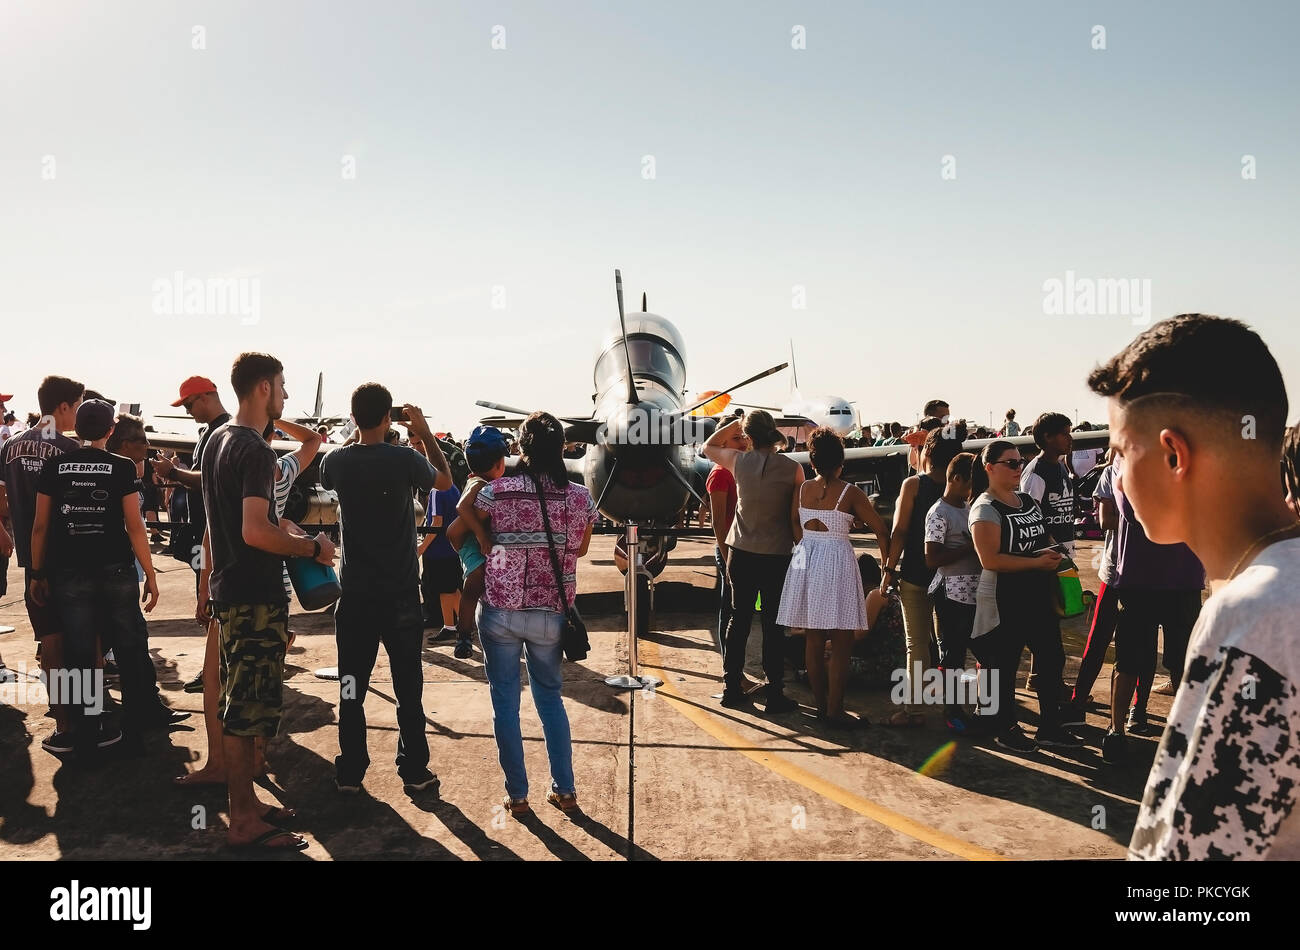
top-left (992, 457), bottom-right (1025, 471)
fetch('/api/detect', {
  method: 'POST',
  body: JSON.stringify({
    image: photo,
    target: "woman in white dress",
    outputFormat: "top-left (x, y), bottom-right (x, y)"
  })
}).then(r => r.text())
top-left (779, 428), bottom-right (890, 727)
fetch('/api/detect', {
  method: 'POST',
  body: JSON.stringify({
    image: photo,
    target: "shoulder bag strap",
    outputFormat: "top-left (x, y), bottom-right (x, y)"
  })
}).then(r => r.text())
top-left (530, 474), bottom-right (570, 610)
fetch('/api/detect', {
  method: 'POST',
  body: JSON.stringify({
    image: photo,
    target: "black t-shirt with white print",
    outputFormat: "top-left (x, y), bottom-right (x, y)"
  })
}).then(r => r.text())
top-left (1020, 455), bottom-right (1074, 545)
top-left (0, 426), bottom-right (80, 567)
top-left (35, 447), bottom-right (139, 571)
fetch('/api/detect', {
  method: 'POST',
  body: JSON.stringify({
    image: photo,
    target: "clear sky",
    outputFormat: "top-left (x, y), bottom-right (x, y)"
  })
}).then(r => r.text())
top-left (2, 1), bottom-right (1297, 437)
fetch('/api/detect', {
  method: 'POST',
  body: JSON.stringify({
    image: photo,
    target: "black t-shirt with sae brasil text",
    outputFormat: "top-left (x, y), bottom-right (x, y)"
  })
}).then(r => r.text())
top-left (201, 423), bottom-right (287, 606)
top-left (35, 447), bottom-right (138, 571)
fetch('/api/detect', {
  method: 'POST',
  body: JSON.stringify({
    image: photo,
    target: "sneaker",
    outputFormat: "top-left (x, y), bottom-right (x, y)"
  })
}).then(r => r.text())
top-left (96, 723), bottom-right (123, 748)
top-left (994, 725), bottom-right (1036, 752)
top-left (402, 769), bottom-right (440, 794)
top-left (1102, 729), bottom-right (1127, 764)
top-left (42, 731), bottom-right (75, 753)
top-left (429, 626), bottom-right (458, 643)
top-left (1035, 726), bottom-right (1085, 749)
top-left (763, 691), bottom-right (799, 714)
top-left (1126, 706), bottom-right (1156, 736)
top-left (335, 778), bottom-right (362, 794)
top-left (1152, 677), bottom-right (1178, 696)
top-left (453, 637), bottom-right (473, 660)
top-left (1059, 700), bottom-right (1089, 727)
top-left (720, 689), bottom-right (753, 710)
top-left (0, 666), bottom-right (16, 684)
top-left (182, 674), bottom-right (204, 694)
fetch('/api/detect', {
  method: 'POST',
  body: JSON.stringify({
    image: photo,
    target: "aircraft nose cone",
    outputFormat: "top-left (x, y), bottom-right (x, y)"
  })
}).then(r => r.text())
top-left (602, 402), bottom-right (665, 447)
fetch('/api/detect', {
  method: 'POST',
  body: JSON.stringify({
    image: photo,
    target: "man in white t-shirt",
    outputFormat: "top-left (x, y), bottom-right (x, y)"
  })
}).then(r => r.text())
top-left (1090, 313), bottom-right (1300, 860)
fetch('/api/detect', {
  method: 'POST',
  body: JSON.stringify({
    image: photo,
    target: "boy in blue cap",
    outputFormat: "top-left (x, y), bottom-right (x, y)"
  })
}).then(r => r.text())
top-left (446, 426), bottom-right (509, 659)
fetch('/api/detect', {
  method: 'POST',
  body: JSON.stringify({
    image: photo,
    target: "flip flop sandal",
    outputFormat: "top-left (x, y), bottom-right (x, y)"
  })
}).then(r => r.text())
top-left (234, 828), bottom-right (308, 851)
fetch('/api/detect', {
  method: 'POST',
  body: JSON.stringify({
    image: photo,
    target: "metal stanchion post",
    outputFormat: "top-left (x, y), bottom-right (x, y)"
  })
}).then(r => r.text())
top-left (606, 522), bottom-right (661, 689)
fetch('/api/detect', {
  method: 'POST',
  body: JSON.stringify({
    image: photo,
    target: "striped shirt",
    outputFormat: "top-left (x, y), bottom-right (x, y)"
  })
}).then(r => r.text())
top-left (274, 453), bottom-right (300, 599)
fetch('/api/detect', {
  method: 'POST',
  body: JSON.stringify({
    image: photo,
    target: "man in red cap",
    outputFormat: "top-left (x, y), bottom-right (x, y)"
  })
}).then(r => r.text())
top-left (152, 376), bottom-right (231, 692)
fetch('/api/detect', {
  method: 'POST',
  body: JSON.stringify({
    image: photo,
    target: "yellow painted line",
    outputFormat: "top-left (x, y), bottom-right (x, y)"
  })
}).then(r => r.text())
top-left (638, 638), bottom-right (1005, 861)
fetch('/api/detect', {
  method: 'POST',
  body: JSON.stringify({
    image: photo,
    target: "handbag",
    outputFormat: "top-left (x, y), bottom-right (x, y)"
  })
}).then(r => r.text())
top-left (530, 474), bottom-right (590, 662)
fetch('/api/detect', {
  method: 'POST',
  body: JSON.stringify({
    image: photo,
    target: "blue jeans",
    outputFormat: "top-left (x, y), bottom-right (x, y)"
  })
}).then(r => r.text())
top-left (714, 546), bottom-right (730, 659)
top-left (478, 604), bottom-right (574, 800)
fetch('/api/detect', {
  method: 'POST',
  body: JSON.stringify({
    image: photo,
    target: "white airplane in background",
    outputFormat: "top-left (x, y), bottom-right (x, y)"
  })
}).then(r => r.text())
top-left (735, 342), bottom-right (860, 438)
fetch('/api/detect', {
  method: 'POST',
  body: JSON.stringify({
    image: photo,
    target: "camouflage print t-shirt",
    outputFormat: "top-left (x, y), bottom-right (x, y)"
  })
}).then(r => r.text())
top-left (1129, 537), bottom-right (1300, 860)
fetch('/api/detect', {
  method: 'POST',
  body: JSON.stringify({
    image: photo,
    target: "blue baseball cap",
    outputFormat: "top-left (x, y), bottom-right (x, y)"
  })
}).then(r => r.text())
top-left (466, 425), bottom-right (509, 472)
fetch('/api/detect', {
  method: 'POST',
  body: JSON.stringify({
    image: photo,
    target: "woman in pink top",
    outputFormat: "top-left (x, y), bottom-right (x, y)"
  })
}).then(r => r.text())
top-left (465, 412), bottom-right (597, 817)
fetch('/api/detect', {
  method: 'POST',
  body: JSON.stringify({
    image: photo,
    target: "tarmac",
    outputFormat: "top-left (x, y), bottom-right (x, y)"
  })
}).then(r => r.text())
top-left (0, 535), bottom-right (1167, 860)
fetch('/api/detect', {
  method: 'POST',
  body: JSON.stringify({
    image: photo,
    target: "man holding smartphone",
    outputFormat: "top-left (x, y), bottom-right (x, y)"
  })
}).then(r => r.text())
top-left (321, 383), bottom-right (451, 794)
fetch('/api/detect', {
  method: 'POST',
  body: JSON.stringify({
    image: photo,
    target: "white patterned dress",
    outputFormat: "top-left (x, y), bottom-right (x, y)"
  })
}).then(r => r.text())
top-left (777, 482), bottom-right (869, 631)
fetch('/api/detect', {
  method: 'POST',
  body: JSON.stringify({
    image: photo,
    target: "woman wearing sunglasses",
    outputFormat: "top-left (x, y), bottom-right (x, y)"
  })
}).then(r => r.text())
top-left (968, 441), bottom-right (1084, 751)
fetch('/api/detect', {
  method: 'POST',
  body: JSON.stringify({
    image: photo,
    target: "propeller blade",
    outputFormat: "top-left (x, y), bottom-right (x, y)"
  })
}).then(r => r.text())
top-left (661, 454), bottom-right (705, 507)
top-left (641, 291), bottom-right (647, 312)
top-left (679, 362), bottom-right (788, 416)
top-left (475, 399), bottom-right (535, 418)
top-left (615, 269), bottom-right (638, 405)
top-left (594, 457), bottom-right (620, 511)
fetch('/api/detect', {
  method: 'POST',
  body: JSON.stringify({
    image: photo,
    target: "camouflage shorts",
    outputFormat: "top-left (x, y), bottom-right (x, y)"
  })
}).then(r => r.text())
top-left (214, 602), bottom-right (289, 738)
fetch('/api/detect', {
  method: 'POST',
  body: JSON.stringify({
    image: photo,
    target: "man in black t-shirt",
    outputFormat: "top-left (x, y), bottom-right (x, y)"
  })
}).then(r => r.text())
top-left (0, 376), bottom-right (82, 737)
top-left (199, 352), bottom-right (335, 851)
top-left (29, 400), bottom-right (162, 753)
top-left (320, 382), bottom-right (450, 794)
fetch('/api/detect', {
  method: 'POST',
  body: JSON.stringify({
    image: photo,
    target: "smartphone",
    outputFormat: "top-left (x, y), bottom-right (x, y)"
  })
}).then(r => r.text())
top-left (389, 407), bottom-right (407, 422)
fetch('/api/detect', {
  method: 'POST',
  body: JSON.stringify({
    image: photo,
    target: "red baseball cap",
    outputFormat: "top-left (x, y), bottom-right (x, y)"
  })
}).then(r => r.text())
top-left (0, 394), bottom-right (13, 403)
top-left (171, 376), bottom-right (219, 407)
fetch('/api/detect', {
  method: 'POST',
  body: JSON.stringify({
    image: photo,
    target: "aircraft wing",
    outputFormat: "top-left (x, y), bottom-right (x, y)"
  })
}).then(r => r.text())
top-left (499, 454), bottom-right (586, 486)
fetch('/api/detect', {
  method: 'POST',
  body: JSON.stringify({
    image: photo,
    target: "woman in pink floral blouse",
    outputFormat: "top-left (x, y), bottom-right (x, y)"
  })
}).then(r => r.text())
top-left (465, 412), bottom-right (597, 816)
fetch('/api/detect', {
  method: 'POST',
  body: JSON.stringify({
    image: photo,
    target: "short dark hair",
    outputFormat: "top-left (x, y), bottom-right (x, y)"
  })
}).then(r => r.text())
top-left (1032, 412), bottom-right (1072, 449)
top-left (925, 419), bottom-right (967, 472)
top-left (808, 426), bottom-right (845, 477)
top-left (37, 375), bottom-right (84, 414)
top-left (1284, 422), bottom-right (1300, 501)
top-left (1006, 409), bottom-right (1016, 420)
top-left (924, 400), bottom-right (949, 417)
top-left (1088, 313), bottom-right (1288, 454)
top-left (106, 413), bottom-right (146, 452)
top-left (947, 452), bottom-right (975, 483)
top-left (350, 382), bottom-right (393, 430)
top-left (230, 352), bottom-right (283, 401)
top-left (466, 442), bottom-right (507, 476)
top-left (857, 552), bottom-right (882, 590)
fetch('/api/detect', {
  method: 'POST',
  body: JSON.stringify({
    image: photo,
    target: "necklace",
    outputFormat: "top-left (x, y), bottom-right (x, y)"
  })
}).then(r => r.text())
top-left (1226, 523), bottom-right (1300, 582)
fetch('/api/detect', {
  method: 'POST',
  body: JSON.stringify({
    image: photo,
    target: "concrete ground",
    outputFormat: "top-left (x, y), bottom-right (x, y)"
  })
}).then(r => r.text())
top-left (0, 536), bottom-right (1166, 860)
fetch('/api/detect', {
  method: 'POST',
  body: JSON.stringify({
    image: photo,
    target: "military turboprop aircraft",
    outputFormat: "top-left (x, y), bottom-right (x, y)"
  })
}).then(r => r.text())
top-left (475, 270), bottom-right (789, 631)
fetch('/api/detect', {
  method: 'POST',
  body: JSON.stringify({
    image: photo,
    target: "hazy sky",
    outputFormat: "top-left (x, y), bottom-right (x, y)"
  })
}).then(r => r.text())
top-left (3, 1), bottom-right (1297, 437)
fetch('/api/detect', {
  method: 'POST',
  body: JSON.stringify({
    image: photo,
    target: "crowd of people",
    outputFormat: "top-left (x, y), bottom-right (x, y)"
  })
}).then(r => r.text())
top-left (3, 313), bottom-right (1298, 859)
